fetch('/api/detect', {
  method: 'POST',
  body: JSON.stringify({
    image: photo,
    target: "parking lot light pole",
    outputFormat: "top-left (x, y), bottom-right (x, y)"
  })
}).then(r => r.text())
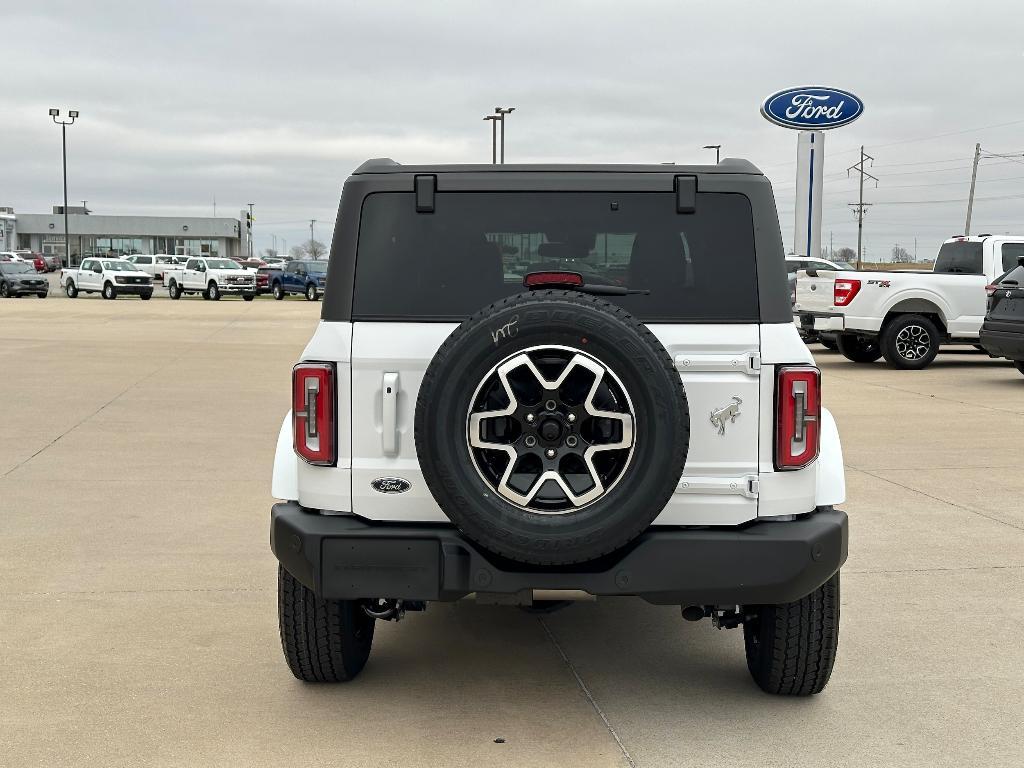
top-left (703, 144), bottom-right (721, 164)
top-left (494, 107), bottom-right (515, 164)
top-left (49, 108), bottom-right (79, 268)
top-left (483, 115), bottom-right (499, 164)
top-left (247, 203), bottom-right (255, 259)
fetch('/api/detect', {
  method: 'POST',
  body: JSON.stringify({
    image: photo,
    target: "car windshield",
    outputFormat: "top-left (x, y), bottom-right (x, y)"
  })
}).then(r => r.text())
top-left (1, 262), bottom-right (33, 274)
top-left (205, 259), bottom-right (239, 269)
top-left (934, 241), bottom-right (983, 274)
top-left (101, 260), bottom-right (136, 271)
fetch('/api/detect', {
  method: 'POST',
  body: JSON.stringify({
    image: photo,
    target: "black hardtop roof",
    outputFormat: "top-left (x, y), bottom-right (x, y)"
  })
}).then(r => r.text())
top-left (352, 157), bottom-right (763, 176)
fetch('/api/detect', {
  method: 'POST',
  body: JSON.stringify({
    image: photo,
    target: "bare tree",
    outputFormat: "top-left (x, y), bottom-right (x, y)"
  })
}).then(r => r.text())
top-left (834, 247), bottom-right (856, 263)
top-left (291, 239), bottom-right (328, 260)
top-left (891, 245), bottom-right (912, 263)
top-left (262, 247), bottom-right (278, 259)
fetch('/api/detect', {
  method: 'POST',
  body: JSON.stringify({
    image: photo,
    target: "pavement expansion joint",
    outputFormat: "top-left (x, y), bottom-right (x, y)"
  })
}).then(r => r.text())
top-left (539, 616), bottom-right (636, 768)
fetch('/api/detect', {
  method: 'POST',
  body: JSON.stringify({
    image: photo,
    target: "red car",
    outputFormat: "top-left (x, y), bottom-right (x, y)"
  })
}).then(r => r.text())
top-left (31, 255), bottom-right (47, 273)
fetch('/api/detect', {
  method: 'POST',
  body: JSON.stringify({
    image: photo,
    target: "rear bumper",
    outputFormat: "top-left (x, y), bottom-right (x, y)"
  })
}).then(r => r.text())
top-left (980, 326), bottom-right (1024, 361)
top-left (796, 311), bottom-right (845, 333)
top-left (270, 502), bottom-right (849, 606)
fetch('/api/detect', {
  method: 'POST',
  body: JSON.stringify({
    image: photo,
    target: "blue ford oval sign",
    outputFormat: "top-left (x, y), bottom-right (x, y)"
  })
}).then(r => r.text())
top-left (761, 86), bottom-right (864, 130)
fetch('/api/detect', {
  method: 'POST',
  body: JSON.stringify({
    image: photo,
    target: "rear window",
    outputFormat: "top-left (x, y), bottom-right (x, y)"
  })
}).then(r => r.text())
top-left (352, 191), bottom-right (759, 322)
top-left (934, 241), bottom-right (983, 274)
top-left (1001, 243), bottom-right (1024, 273)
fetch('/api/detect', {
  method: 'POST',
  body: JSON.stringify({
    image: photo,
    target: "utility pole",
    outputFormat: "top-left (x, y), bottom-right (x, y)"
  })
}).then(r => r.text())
top-left (213, 195), bottom-right (217, 217)
top-left (494, 107), bottom-right (515, 164)
top-left (847, 145), bottom-right (878, 270)
top-left (484, 115), bottom-right (499, 164)
top-left (309, 220), bottom-right (316, 258)
top-left (829, 230), bottom-right (833, 259)
top-left (965, 142), bottom-right (981, 235)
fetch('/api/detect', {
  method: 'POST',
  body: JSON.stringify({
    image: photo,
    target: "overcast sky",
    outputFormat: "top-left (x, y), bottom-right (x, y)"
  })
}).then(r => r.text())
top-left (7, 0), bottom-right (1024, 259)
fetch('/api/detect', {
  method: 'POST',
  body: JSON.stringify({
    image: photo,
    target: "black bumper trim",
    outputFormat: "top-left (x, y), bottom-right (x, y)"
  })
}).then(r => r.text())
top-left (271, 503), bottom-right (849, 606)
top-left (980, 327), bottom-right (1024, 362)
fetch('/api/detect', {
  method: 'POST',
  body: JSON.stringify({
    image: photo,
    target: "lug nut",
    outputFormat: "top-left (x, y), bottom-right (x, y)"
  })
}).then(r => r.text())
top-left (566, 436), bottom-right (578, 448)
top-left (567, 413), bottom-right (576, 423)
top-left (524, 435), bottom-right (537, 447)
top-left (545, 448), bottom-right (556, 459)
top-left (525, 413), bottom-right (535, 423)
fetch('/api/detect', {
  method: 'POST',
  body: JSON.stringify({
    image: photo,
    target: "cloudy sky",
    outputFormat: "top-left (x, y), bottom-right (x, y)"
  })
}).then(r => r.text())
top-left (7, 0), bottom-right (1024, 259)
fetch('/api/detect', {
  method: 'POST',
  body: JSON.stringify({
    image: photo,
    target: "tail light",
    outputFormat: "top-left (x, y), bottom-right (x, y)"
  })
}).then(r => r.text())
top-left (292, 362), bottom-right (335, 466)
top-left (524, 271), bottom-right (584, 288)
top-left (833, 278), bottom-right (861, 306)
top-left (775, 366), bottom-right (820, 470)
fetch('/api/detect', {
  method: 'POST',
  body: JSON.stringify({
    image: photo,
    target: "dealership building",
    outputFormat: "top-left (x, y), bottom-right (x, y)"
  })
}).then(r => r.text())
top-left (0, 205), bottom-right (247, 265)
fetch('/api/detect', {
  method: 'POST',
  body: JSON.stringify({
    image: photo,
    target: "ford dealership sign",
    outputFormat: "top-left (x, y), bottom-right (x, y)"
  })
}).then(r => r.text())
top-left (761, 86), bottom-right (864, 130)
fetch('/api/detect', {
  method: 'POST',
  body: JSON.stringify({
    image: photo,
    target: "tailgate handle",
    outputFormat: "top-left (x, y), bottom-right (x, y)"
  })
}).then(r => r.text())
top-left (382, 372), bottom-right (400, 455)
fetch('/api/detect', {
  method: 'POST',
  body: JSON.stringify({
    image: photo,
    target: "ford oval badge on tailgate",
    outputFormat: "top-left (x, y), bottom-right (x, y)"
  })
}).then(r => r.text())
top-left (371, 477), bottom-right (411, 494)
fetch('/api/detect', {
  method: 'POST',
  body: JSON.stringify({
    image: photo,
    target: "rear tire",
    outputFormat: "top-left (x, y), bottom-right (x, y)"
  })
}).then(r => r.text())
top-left (880, 314), bottom-right (940, 370)
top-left (278, 565), bottom-right (375, 683)
top-left (836, 333), bottom-right (882, 363)
top-left (743, 570), bottom-right (840, 696)
top-left (65, 280), bottom-right (78, 298)
top-left (168, 282), bottom-right (182, 300)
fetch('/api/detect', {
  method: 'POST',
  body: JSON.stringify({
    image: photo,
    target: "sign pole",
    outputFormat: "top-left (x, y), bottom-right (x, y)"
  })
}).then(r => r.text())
top-left (793, 131), bottom-right (824, 260)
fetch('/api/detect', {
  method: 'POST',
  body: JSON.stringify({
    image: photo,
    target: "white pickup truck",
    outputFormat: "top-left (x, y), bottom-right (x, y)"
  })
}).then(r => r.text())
top-left (794, 235), bottom-right (1024, 368)
top-left (163, 256), bottom-right (256, 301)
top-left (61, 257), bottom-right (154, 300)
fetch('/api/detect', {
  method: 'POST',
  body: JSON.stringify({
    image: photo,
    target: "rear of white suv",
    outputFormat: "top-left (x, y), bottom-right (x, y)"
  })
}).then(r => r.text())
top-left (271, 160), bottom-right (848, 695)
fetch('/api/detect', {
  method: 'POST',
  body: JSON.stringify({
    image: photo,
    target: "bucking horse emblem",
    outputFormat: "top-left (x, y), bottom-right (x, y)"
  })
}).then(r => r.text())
top-left (709, 397), bottom-right (742, 436)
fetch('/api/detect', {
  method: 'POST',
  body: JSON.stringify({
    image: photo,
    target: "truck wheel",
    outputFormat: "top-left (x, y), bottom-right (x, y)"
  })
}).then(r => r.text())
top-left (305, 283), bottom-right (318, 301)
top-left (278, 565), bottom-right (374, 683)
top-left (208, 282), bottom-right (221, 301)
top-left (819, 337), bottom-right (838, 351)
top-left (0, 282), bottom-right (8, 298)
top-left (836, 333), bottom-right (881, 363)
top-left (168, 281), bottom-right (182, 300)
top-left (140, 291), bottom-right (152, 300)
top-left (102, 282), bottom-right (117, 300)
top-left (38, 293), bottom-right (48, 299)
top-left (243, 293), bottom-right (255, 302)
top-left (273, 282), bottom-right (285, 300)
top-left (415, 290), bottom-right (690, 566)
top-left (65, 280), bottom-right (78, 298)
top-left (743, 570), bottom-right (840, 696)
top-left (880, 314), bottom-right (940, 370)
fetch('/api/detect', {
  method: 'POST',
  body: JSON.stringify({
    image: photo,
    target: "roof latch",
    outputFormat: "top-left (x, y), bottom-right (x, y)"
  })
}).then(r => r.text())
top-left (414, 174), bottom-right (436, 213)
top-left (674, 175), bottom-right (696, 214)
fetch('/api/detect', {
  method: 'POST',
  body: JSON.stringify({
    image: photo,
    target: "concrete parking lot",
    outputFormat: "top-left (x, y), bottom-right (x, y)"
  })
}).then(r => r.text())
top-left (2, 291), bottom-right (1022, 767)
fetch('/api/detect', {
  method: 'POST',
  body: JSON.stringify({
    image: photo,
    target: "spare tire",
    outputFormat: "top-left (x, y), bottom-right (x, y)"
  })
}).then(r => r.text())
top-left (415, 290), bottom-right (689, 566)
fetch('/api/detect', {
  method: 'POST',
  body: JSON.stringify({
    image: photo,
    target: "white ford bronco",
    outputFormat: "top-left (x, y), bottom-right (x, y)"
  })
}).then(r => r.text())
top-left (271, 159), bottom-right (848, 695)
